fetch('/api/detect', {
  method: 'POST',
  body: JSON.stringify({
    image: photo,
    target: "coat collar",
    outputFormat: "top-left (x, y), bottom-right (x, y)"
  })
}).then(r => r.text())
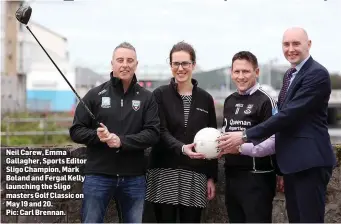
top-left (110, 72), bottom-right (138, 93)
top-left (169, 78), bottom-right (198, 98)
top-left (170, 77), bottom-right (198, 90)
top-left (281, 56), bottom-right (314, 106)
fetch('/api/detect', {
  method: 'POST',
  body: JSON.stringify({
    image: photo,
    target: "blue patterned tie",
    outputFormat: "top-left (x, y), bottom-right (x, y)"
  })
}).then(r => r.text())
top-left (278, 67), bottom-right (297, 105)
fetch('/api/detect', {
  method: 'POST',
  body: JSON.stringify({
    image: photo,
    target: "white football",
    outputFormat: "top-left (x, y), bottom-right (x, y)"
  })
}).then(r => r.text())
top-left (193, 127), bottom-right (221, 159)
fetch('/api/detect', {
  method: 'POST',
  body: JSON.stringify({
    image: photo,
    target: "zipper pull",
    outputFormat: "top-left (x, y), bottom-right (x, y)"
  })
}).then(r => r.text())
top-left (121, 99), bottom-right (123, 107)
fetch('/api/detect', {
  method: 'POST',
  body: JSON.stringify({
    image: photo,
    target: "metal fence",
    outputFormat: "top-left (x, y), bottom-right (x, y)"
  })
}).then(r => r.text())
top-left (1, 117), bottom-right (73, 145)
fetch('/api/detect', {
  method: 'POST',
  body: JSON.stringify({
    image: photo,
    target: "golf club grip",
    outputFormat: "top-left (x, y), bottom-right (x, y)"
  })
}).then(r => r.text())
top-left (25, 26), bottom-right (100, 126)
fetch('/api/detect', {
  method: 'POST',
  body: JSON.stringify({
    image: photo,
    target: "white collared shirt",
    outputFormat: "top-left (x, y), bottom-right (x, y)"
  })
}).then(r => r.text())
top-left (289, 55), bottom-right (310, 87)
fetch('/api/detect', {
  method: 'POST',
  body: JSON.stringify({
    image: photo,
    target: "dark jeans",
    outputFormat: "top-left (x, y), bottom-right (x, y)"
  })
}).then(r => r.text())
top-left (283, 166), bottom-right (332, 223)
top-left (225, 170), bottom-right (276, 223)
top-left (81, 174), bottom-right (146, 223)
top-left (152, 202), bottom-right (203, 223)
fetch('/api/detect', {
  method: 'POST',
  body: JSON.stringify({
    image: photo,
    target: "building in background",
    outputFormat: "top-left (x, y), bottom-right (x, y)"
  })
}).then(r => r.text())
top-left (193, 64), bottom-right (288, 90)
top-left (192, 63), bottom-right (288, 105)
top-left (75, 67), bottom-right (107, 98)
top-left (74, 65), bottom-right (172, 100)
top-left (134, 64), bottom-right (172, 90)
top-left (23, 22), bottom-right (75, 112)
top-left (1, 1), bottom-right (75, 114)
top-left (1, 0), bottom-right (27, 114)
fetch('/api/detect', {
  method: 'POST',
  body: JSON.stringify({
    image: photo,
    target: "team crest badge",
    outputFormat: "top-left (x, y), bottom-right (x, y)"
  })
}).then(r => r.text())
top-left (101, 97), bottom-right (111, 108)
top-left (132, 100), bottom-right (141, 111)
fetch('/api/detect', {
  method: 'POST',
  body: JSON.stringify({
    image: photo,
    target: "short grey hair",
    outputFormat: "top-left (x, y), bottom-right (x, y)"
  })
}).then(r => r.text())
top-left (114, 42), bottom-right (136, 52)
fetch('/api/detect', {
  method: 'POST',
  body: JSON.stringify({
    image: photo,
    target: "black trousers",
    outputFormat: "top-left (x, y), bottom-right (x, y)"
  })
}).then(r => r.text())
top-left (152, 202), bottom-right (203, 223)
top-left (283, 166), bottom-right (332, 223)
top-left (225, 170), bottom-right (276, 223)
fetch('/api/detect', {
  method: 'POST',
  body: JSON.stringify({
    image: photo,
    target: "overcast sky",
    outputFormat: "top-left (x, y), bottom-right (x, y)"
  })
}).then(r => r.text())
top-left (27, 0), bottom-right (341, 74)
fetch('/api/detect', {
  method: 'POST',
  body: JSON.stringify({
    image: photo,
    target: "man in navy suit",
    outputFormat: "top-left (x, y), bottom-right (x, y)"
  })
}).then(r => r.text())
top-left (217, 27), bottom-right (337, 223)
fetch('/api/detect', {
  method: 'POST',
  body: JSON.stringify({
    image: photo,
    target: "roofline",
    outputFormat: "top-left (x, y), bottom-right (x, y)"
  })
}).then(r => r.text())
top-left (28, 21), bottom-right (67, 41)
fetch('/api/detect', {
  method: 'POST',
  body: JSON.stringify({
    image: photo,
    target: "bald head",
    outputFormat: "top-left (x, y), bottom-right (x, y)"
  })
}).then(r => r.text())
top-left (283, 27), bottom-right (309, 42)
top-left (282, 27), bottom-right (311, 66)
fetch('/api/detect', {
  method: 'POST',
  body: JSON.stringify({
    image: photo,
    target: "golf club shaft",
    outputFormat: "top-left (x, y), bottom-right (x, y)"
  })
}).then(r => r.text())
top-left (25, 25), bottom-right (100, 126)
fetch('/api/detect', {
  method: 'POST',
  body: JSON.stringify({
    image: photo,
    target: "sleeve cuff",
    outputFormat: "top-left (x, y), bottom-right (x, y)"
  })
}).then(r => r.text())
top-left (174, 143), bottom-right (184, 155)
top-left (239, 143), bottom-right (252, 155)
top-left (207, 175), bottom-right (218, 183)
top-left (89, 130), bottom-right (102, 145)
top-left (118, 135), bottom-right (126, 150)
top-left (181, 145), bottom-right (185, 154)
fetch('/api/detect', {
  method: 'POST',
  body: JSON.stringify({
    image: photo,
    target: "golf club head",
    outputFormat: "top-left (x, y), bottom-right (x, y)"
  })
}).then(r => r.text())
top-left (15, 5), bottom-right (32, 25)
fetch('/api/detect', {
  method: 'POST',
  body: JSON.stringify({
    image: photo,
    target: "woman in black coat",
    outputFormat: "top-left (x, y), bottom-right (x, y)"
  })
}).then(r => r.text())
top-left (146, 41), bottom-right (218, 223)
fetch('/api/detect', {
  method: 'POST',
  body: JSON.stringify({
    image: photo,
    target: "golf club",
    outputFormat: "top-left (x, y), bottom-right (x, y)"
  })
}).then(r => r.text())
top-left (15, 5), bottom-right (100, 126)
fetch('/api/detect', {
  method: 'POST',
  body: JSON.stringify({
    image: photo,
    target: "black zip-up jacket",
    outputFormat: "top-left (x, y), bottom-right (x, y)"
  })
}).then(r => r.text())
top-left (69, 73), bottom-right (160, 176)
top-left (148, 78), bottom-right (218, 182)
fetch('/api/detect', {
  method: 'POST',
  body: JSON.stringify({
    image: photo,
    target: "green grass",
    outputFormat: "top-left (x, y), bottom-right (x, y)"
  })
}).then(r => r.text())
top-left (1, 112), bottom-right (74, 146)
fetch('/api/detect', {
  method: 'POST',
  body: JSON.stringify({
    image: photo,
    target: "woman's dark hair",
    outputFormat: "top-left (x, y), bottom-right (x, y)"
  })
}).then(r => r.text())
top-left (169, 41), bottom-right (196, 64)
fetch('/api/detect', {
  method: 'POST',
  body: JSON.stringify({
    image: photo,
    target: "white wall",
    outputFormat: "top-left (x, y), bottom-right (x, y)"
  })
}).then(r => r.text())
top-left (18, 22), bottom-right (69, 75)
top-left (15, 22), bottom-right (75, 92)
top-left (0, 0), bottom-right (5, 75)
top-left (27, 62), bottom-right (75, 91)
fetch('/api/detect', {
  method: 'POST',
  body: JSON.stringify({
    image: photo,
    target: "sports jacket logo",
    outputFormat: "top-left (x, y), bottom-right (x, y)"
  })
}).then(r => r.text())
top-left (132, 100), bottom-right (141, 111)
top-left (101, 97), bottom-right (111, 108)
top-left (98, 89), bottom-right (107, 95)
top-left (196, 108), bottom-right (208, 114)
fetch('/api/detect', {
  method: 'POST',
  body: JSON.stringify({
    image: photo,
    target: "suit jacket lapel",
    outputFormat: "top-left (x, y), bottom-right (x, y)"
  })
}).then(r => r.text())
top-left (282, 56), bottom-right (314, 106)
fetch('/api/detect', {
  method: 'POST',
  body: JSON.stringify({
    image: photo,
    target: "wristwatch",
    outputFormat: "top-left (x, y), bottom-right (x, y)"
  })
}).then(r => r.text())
top-left (242, 130), bottom-right (248, 143)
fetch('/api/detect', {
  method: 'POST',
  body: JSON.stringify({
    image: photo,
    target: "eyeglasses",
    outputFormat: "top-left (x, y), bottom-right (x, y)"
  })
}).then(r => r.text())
top-left (171, 61), bottom-right (192, 69)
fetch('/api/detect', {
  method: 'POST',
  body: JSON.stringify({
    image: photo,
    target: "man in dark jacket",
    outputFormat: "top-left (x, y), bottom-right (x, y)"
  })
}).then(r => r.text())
top-left (69, 42), bottom-right (160, 223)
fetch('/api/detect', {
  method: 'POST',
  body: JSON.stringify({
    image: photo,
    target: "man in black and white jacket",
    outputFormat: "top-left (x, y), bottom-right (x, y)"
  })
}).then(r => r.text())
top-left (69, 42), bottom-right (160, 223)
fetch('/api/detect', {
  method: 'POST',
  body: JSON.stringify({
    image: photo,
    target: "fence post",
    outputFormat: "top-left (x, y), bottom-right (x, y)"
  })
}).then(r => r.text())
top-left (44, 118), bottom-right (48, 144)
top-left (6, 119), bottom-right (10, 145)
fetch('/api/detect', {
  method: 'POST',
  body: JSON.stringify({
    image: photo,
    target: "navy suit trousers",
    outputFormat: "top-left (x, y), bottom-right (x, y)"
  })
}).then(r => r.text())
top-left (283, 166), bottom-right (333, 223)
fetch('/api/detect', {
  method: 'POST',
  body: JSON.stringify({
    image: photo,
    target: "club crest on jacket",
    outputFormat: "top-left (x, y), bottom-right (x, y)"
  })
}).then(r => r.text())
top-left (101, 97), bottom-right (111, 108)
top-left (132, 100), bottom-right (141, 111)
